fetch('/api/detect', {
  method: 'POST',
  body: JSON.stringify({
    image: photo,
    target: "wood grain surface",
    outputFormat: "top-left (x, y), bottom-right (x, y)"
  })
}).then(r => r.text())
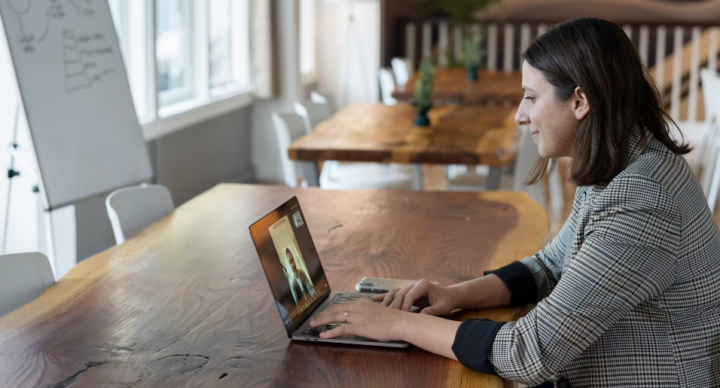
top-left (392, 69), bottom-right (524, 106)
top-left (0, 184), bottom-right (548, 388)
top-left (288, 103), bottom-right (519, 166)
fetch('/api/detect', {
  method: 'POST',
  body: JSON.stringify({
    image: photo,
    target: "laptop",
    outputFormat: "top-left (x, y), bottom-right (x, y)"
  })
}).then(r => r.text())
top-left (249, 196), bottom-right (410, 348)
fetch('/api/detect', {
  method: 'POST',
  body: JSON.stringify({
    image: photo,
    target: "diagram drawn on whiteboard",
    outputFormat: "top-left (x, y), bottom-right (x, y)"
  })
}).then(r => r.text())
top-left (4, 0), bottom-right (95, 53)
top-left (63, 29), bottom-right (117, 93)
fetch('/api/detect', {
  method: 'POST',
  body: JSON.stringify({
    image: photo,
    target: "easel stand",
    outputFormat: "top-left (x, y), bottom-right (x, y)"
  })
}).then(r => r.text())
top-left (3, 103), bottom-right (75, 279)
top-left (2, 103), bottom-right (21, 254)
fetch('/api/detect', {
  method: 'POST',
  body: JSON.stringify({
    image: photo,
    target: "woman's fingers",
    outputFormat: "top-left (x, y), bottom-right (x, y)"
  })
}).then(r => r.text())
top-left (371, 293), bottom-right (386, 301)
top-left (310, 304), bottom-right (344, 326)
top-left (392, 287), bottom-right (409, 309)
top-left (320, 323), bottom-right (349, 339)
top-left (402, 283), bottom-right (428, 311)
top-left (381, 288), bottom-right (400, 307)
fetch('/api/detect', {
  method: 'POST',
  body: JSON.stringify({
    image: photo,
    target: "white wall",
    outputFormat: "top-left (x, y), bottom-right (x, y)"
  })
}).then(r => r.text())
top-left (316, 0), bottom-right (380, 109)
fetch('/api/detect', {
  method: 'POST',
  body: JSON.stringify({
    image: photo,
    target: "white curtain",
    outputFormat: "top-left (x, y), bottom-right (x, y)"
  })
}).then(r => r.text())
top-left (316, 0), bottom-right (380, 108)
top-left (252, 0), bottom-right (276, 98)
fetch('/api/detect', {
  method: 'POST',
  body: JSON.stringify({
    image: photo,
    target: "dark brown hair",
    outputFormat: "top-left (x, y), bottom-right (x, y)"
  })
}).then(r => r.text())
top-left (523, 18), bottom-right (691, 186)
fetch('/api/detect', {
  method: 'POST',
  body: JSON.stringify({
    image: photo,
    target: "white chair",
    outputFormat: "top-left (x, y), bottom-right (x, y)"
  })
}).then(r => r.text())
top-left (294, 100), bottom-right (334, 131)
top-left (513, 126), bottom-right (564, 219)
top-left (0, 252), bottom-right (55, 317)
top-left (106, 184), bottom-right (175, 245)
top-left (310, 91), bottom-right (337, 114)
top-left (319, 161), bottom-right (414, 190)
top-left (378, 67), bottom-right (397, 106)
top-left (696, 69), bottom-right (720, 198)
top-left (273, 112), bottom-right (309, 187)
top-left (391, 57), bottom-right (412, 86)
top-left (512, 126), bottom-right (546, 204)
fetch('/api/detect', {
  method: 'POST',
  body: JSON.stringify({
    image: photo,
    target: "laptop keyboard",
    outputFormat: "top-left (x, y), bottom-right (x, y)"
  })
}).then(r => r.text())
top-left (301, 293), bottom-right (380, 341)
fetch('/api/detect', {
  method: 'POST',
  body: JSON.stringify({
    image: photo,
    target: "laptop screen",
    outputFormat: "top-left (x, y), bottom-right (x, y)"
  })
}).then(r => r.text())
top-left (249, 196), bottom-right (330, 336)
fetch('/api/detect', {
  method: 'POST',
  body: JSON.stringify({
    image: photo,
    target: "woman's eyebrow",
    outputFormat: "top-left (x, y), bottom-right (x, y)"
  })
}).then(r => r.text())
top-left (522, 86), bottom-right (535, 92)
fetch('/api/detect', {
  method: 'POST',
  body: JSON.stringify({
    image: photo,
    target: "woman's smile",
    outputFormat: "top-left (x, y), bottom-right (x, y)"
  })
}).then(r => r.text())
top-left (531, 129), bottom-right (540, 142)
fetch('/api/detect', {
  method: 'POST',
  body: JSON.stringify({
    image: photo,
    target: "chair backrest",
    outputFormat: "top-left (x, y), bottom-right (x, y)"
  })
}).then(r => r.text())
top-left (294, 100), bottom-right (332, 131)
top-left (273, 112), bottom-right (309, 187)
top-left (694, 69), bottom-right (720, 179)
top-left (106, 184), bottom-right (174, 245)
top-left (378, 67), bottom-right (397, 106)
top-left (513, 125), bottom-right (546, 207)
top-left (696, 69), bottom-right (720, 185)
top-left (310, 91), bottom-right (337, 114)
top-left (0, 252), bottom-right (55, 317)
top-left (707, 144), bottom-right (720, 212)
top-left (391, 57), bottom-right (411, 85)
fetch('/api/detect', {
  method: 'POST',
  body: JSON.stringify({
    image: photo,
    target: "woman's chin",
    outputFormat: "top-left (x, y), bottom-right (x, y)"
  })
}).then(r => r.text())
top-left (537, 145), bottom-right (550, 159)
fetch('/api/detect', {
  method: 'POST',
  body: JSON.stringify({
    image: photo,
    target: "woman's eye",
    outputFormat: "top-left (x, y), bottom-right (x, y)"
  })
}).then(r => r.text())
top-left (524, 96), bottom-right (535, 102)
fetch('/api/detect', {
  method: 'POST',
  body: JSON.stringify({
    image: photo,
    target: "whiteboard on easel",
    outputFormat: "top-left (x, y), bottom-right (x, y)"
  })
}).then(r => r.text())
top-left (0, 0), bottom-right (152, 209)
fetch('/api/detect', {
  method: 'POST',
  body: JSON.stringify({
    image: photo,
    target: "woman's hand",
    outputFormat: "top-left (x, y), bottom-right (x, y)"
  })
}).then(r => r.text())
top-left (372, 279), bottom-right (460, 316)
top-left (309, 298), bottom-right (410, 341)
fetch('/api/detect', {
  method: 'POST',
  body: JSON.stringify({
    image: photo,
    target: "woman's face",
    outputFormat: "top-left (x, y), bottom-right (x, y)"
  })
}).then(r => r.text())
top-left (515, 62), bottom-right (587, 158)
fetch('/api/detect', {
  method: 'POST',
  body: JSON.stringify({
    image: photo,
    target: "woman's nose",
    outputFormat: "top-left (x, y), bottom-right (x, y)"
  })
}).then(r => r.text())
top-left (515, 106), bottom-right (530, 126)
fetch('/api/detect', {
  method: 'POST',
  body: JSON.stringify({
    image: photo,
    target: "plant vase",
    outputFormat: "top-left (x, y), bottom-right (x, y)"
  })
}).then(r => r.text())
top-left (414, 105), bottom-right (432, 127)
top-left (466, 65), bottom-right (479, 81)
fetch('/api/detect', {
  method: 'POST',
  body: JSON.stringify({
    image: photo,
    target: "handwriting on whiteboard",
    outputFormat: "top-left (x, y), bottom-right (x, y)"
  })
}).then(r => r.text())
top-left (6, 0), bottom-right (95, 53)
top-left (63, 29), bottom-right (116, 93)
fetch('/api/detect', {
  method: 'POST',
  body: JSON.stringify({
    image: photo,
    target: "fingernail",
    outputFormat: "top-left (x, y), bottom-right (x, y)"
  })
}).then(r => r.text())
top-left (320, 332), bottom-right (326, 338)
top-left (310, 318), bottom-right (315, 325)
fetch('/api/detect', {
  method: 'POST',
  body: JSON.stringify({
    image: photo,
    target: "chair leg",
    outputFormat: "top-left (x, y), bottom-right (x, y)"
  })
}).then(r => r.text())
top-left (411, 164), bottom-right (424, 190)
top-left (301, 162), bottom-right (320, 187)
top-left (485, 167), bottom-right (502, 190)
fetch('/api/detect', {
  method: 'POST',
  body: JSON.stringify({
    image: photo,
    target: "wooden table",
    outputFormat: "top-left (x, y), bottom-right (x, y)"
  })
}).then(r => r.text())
top-left (392, 69), bottom-right (524, 106)
top-left (0, 184), bottom-right (548, 388)
top-left (289, 103), bottom-right (519, 190)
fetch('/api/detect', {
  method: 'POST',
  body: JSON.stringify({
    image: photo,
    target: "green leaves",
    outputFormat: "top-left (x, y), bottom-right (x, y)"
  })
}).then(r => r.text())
top-left (462, 32), bottom-right (485, 69)
top-left (417, 0), bottom-right (497, 25)
top-left (414, 57), bottom-right (435, 111)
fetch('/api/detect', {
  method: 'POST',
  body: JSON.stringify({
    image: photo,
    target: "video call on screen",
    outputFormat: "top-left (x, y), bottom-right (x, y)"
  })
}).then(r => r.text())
top-left (251, 198), bottom-right (329, 328)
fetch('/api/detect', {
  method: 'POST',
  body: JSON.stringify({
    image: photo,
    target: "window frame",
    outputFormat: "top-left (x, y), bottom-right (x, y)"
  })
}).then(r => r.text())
top-left (108, 0), bottom-right (254, 140)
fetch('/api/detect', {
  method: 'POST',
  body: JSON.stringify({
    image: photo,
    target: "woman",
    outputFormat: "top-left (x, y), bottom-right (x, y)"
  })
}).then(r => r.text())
top-left (310, 18), bottom-right (720, 387)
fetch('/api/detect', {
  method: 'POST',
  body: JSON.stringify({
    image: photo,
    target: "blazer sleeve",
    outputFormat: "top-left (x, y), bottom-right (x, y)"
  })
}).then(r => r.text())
top-left (485, 190), bottom-right (581, 306)
top-left (485, 176), bottom-right (680, 385)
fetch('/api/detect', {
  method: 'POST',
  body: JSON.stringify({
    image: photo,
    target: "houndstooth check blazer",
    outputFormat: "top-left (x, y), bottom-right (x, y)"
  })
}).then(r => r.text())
top-left (453, 131), bottom-right (720, 387)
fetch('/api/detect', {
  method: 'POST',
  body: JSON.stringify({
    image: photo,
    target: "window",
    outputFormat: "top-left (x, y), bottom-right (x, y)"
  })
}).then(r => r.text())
top-left (300, 0), bottom-right (316, 79)
top-left (209, 0), bottom-right (251, 92)
top-left (209, 0), bottom-right (233, 89)
top-left (156, 0), bottom-right (191, 105)
top-left (107, 0), bottom-right (252, 135)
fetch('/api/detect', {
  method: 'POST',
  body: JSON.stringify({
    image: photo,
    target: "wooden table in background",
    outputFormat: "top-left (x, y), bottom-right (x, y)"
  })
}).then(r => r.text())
top-left (0, 184), bottom-right (548, 388)
top-left (289, 103), bottom-right (519, 190)
top-left (392, 69), bottom-right (524, 106)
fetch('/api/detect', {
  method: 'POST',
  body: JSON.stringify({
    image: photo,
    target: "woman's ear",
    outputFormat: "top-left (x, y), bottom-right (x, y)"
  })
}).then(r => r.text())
top-left (573, 86), bottom-right (590, 120)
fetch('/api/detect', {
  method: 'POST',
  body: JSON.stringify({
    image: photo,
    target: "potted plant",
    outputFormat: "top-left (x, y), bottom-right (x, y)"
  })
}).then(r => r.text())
top-left (463, 32), bottom-right (484, 81)
top-left (414, 57), bottom-right (434, 126)
top-left (418, 0), bottom-right (496, 80)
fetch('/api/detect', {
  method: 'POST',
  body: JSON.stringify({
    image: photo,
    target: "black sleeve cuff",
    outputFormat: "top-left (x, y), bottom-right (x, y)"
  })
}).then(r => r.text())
top-left (484, 261), bottom-right (537, 307)
top-left (452, 319), bottom-right (506, 374)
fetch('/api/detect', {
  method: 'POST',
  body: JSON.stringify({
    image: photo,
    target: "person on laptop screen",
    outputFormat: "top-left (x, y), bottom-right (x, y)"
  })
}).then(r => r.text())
top-left (309, 18), bottom-right (720, 388)
top-left (283, 248), bottom-right (314, 304)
